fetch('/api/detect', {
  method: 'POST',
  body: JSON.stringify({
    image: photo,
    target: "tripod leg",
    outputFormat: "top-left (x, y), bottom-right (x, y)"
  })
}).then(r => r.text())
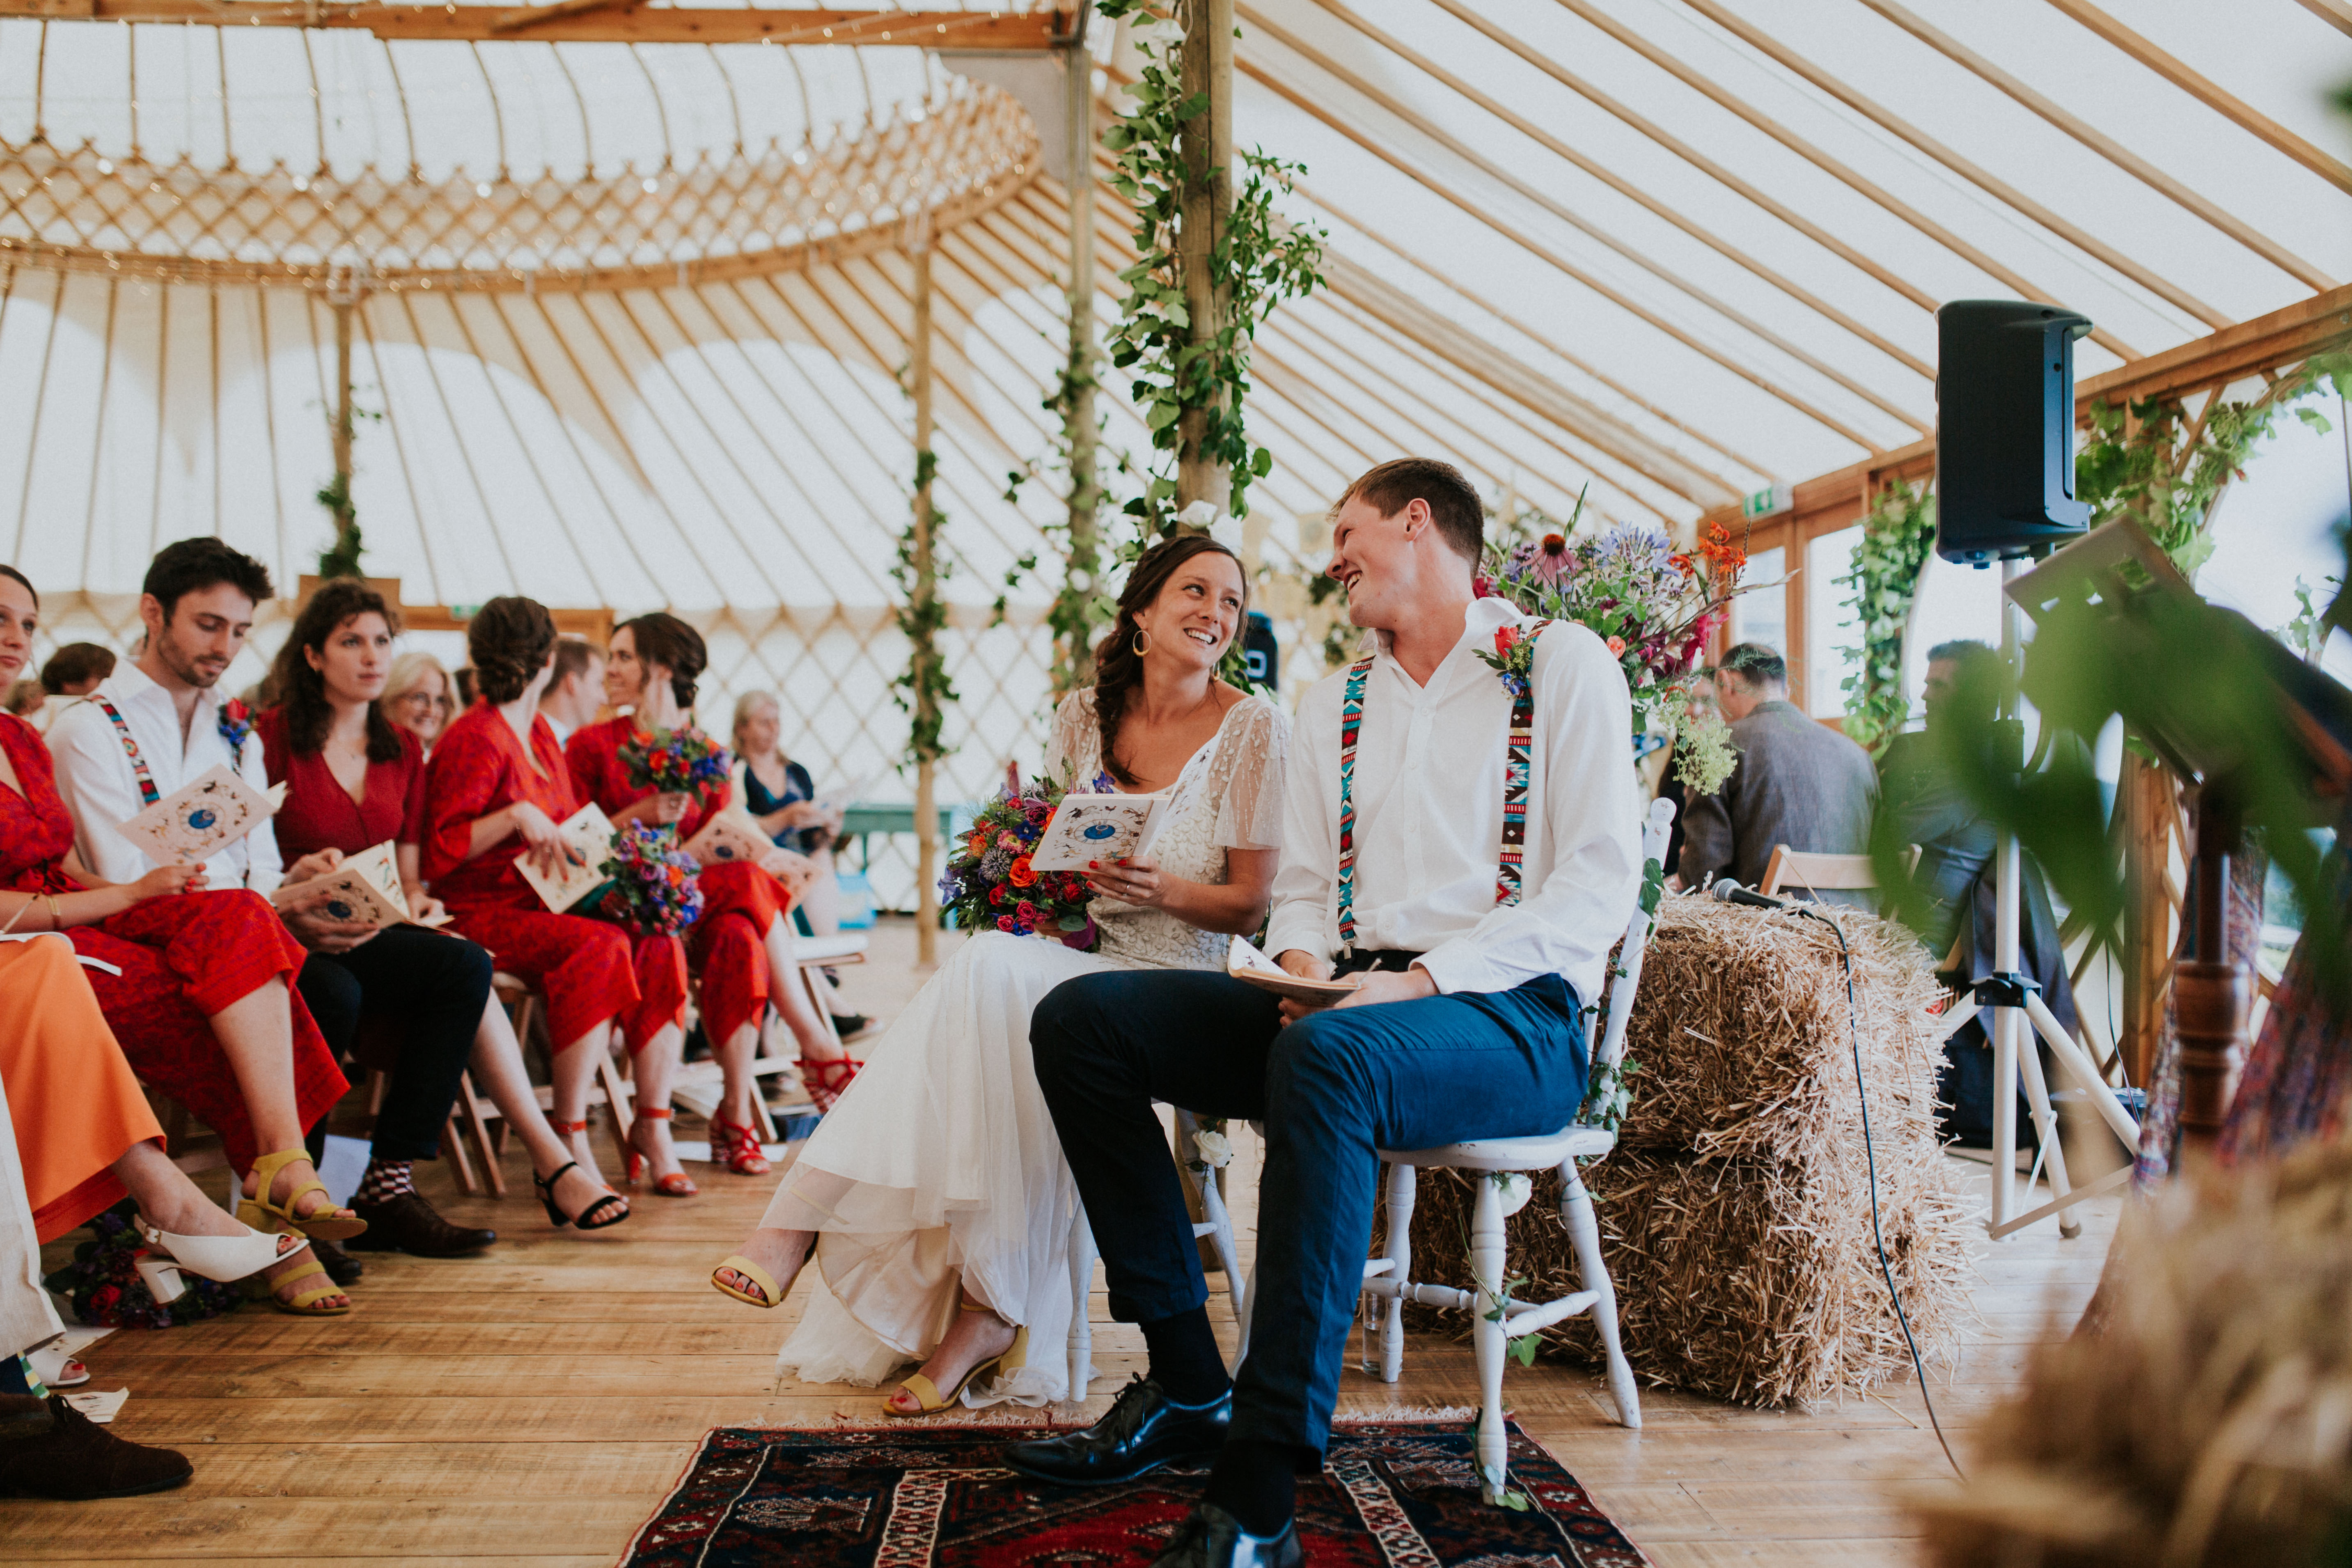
top-left (2012, 1022), bottom-right (2081, 1239)
top-left (1990, 1005), bottom-right (2017, 1235)
top-left (2024, 993), bottom-right (2143, 1149)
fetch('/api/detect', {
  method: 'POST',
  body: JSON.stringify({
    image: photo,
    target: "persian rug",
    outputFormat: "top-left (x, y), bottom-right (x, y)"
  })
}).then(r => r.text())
top-left (620, 1418), bottom-right (1647, 1566)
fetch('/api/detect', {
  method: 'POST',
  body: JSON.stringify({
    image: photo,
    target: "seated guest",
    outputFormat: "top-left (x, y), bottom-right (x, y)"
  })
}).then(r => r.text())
top-left (1678, 642), bottom-right (1878, 899)
top-left (4, 553), bottom-right (356, 1315)
top-left (28, 643), bottom-right (117, 735)
top-left (1878, 639), bottom-right (2078, 1146)
top-left (731, 690), bottom-right (846, 935)
top-left (423, 597), bottom-right (686, 1201)
top-left (261, 580), bottom-right (625, 1251)
top-left (568, 617), bottom-right (855, 1187)
top-left (537, 637), bottom-right (604, 748)
top-left (383, 651), bottom-right (453, 755)
top-left (1006, 460), bottom-right (1641, 1555)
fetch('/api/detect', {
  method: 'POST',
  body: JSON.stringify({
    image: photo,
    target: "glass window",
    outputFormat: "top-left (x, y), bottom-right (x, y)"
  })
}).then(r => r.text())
top-left (1732, 545), bottom-right (1786, 658)
top-left (1806, 525), bottom-right (1864, 718)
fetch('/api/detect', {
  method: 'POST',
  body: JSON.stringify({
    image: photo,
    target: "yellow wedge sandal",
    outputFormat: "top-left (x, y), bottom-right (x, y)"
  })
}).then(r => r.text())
top-left (886, 1301), bottom-right (1027, 1418)
top-left (712, 1254), bottom-right (783, 1309)
top-left (237, 1148), bottom-right (368, 1242)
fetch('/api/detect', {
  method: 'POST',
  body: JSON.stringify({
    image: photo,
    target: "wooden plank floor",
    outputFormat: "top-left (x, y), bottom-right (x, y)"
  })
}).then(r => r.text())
top-left (14, 919), bottom-right (2119, 1567)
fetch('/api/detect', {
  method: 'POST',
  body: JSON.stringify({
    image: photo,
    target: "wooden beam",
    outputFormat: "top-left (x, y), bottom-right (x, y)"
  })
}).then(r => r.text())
top-left (2041, 0), bottom-right (2352, 195)
top-left (2294, 0), bottom-right (2352, 37)
top-left (1855, 0), bottom-right (2338, 291)
top-left (0, 0), bottom-right (1066, 48)
top-left (1694, 280), bottom-right (2352, 538)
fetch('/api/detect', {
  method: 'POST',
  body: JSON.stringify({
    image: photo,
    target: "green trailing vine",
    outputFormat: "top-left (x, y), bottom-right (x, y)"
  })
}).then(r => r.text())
top-left (1092, 1), bottom-right (1326, 536)
top-left (314, 392), bottom-right (383, 580)
top-left (1003, 326), bottom-right (1114, 695)
top-left (1836, 481), bottom-right (1938, 754)
top-left (894, 448), bottom-right (958, 767)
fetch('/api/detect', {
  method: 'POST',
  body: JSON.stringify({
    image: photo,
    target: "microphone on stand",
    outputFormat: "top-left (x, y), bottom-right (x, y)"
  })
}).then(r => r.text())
top-left (1710, 877), bottom-right (1791, 912)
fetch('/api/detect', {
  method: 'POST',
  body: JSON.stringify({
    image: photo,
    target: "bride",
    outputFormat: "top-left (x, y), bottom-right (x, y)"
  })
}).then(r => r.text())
top-left (708, 534), bottom-right (1288, 1413)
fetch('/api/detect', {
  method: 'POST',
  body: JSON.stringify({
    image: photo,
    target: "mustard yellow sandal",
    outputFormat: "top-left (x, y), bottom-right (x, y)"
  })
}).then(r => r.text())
top-left (885, 1302), bottom-right (1028, 1418)
top-left (237, 1147), bottom-right (368, 1242)
top-left (712, 1254), bottom-right (782, 1309)
top-left (257, 1248), bottom-right (354, 1317)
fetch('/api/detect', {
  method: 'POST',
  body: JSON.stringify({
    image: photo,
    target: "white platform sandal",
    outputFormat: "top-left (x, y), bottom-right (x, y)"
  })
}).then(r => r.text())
top-left (132, 1215), bottom-right (299, 1304)
top-left (25, 1343), bottom-right (89, 1389)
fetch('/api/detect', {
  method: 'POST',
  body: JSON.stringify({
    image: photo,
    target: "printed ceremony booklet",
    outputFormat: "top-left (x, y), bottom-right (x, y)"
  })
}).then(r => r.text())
top-left (515, 802), bottom-right (618, 913)
top-left (268, 839), bottom-right (452, 930)
top-left (1029, 791), bottom-right (1171, 873)
top-left (1226, 935), bottom-right (1361, 1003)
top-left (113, 765), bottom-right (285, 866)
top-left (682, 811), bottom-right (774, 871)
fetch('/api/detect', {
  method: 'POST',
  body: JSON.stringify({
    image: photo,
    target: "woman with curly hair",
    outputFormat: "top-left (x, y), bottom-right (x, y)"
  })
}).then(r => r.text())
top-left (421, 597), bottom-right (681, 1212)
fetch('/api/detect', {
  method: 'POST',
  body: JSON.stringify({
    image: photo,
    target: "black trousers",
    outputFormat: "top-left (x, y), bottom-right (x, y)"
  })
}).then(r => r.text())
top-left (1031, 965), bottom-right (1586, 1459)
top-left (296, 928), bottom-right (495, 1163)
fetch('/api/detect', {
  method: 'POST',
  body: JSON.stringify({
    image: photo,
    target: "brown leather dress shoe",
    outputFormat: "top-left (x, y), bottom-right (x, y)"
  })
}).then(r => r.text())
top-left (347, 1191), bottom-right (496, 1257)
top-left (0, 1394), bottom-right (193, 1499)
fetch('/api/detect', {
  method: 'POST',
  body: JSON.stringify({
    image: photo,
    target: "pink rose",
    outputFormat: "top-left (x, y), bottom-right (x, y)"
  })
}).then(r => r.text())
top-left (1607, 635), bottom-right (1627, 657)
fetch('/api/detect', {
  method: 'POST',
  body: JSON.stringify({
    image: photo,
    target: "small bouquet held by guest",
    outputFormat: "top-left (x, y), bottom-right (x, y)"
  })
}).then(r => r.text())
top-left (596, 820), bottom-right (705, 936)
top-left (619, 725), bottom-right (733, 807)
top-left (938, 772), bottom-right (1098, 951)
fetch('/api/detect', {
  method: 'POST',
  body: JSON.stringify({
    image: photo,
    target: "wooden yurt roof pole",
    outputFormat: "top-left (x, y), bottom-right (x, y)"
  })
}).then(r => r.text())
top-left (908, 232), bottom-right (941, 966)
top-left (0, 2), bottom-right (1065, 50)
top-left (1676, 0), bottom-right (2228, 328)
top-left (1060, 26), bottom-right (1102, 690)
top-left (1853, 0), bottom-right (2338, 291)
top-left (2297, 0), bottom-right (2352, 35)
top-left (1176, 0), bottom-right (1236, 517)
top-left (1548, 0), bottom-right (2144, 363)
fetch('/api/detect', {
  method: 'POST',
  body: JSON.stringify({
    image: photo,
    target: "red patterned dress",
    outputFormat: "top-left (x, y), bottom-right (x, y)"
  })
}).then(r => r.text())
top-left (566, 716), bottom-right (789, 1053)
top-left (421, 702), bottom-right (686, 1054)
top-left (0, 713), bottom-right (346, 1172)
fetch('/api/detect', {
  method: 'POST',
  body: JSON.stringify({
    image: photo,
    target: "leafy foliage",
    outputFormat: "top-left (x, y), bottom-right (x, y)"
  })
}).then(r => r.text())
top-left (894, 448), bottom-right (958, 767)
top-left (1836, 481), bottom-right (1939, 753)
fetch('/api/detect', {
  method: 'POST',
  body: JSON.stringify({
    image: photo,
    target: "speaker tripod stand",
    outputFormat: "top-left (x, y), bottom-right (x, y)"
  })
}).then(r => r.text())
top-left (1936, 558), bottom-right (2143, 1241)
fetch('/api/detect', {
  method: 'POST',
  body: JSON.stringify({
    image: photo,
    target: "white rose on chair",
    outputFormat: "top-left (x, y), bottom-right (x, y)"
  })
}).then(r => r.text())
top-left (1192, 1125), bottom-right (1234, 1170)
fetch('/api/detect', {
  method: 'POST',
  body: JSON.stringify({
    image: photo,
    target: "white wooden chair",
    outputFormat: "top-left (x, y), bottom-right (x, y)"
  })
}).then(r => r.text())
top-left (1359, 795), bottom-right (1675, 1504)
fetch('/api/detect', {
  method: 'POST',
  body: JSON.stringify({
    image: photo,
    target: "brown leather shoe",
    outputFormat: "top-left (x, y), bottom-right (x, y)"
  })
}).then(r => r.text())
top-left (0, 1394), bottom-right (193, 1499)
top-left (347, 1191), bottom-right (496, 1257)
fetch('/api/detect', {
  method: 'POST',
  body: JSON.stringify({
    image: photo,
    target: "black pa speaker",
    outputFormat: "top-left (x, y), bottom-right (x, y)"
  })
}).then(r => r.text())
top-left (1934, 300), bottom-right (2094, 566)
top-left (1242, 610), bottom-right (1277, 691)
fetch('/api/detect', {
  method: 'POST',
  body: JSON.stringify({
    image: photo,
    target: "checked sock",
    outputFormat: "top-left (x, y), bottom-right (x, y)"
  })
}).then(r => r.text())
top-left (355, 1160), bottom-right (415, 1204)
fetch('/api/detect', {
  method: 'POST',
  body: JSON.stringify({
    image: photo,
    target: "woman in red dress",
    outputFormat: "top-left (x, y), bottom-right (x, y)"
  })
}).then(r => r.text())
top-left (422, 596), bottom-right (687, 1199)
top-left (261, 580), bottom-right (626, 1240)
top-left (0, 564), bottom-right (353, 1316)
top-left (567, 615), bottom-right (857, 1187)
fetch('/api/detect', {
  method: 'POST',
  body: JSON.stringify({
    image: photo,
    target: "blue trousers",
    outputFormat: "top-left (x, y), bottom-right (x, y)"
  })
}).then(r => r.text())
top-left (1031, 968), bottom-right (1587, 1458)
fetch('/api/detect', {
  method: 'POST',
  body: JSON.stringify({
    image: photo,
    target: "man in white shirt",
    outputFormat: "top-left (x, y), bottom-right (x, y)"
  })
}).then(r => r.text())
top-left (536, 637), bottom-right (605, 747)
top-left (1010, 460), bottom-right (1643, 1566)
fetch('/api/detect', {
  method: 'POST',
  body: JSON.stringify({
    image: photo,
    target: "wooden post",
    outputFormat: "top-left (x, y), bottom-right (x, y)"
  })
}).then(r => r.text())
top-left (2119, 747), bottom-right (2173, 1089)
top-left (325, 268), bottom-right (361, 565)
top-left (1174, 0), bottom-right (1233, 516)
top-left (1061, 35), bottom-right (1101, 692)
top-left (909, 238), bottom-right (941, 968)
top-left (2174, 789), bottom-right (2249, 1149)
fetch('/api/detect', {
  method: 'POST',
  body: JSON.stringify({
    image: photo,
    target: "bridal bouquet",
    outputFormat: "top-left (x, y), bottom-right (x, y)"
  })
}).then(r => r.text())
top-left (938, 777), bottom-right (1098, 951)
top-left (1481, 494), bottom-right (1751, 793)
top-left (596, 821), bottom-right (705, 936)
top-left (621, 725), bottom-right (733, 800)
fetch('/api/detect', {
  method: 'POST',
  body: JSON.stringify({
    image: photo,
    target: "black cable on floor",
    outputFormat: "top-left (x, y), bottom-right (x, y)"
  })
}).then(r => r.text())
top-left (1795, 904), bottom-right (1967, 1482)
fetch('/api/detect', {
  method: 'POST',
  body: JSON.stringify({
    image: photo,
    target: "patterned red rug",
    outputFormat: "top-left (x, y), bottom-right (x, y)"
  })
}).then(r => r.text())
top-left (620, 1418), bottom-right (1646, 1566)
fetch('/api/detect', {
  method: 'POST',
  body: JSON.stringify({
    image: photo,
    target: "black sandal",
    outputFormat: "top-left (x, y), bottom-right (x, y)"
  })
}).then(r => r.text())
top-left (536, 1162), bottom-right (629, 1231)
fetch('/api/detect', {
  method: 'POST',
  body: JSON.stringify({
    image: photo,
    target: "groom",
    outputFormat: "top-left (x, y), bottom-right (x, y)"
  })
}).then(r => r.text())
top-left (1007, 459), bottom-right (1643, 1566)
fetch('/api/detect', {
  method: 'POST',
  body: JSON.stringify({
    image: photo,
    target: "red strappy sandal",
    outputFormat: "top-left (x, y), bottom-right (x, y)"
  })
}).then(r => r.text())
top-left (626, 1107), bottom-right (699, 1197)
top-left (707, 1116), bottom-right (772, 1176)
top-left (802, 1057), bottom-right (862, 1115)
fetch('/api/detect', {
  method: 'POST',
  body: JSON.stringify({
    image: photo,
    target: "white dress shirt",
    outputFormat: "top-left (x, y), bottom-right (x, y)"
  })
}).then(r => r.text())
top-left (47, 663), bottom-right (285, 894)
top-left (1265, 597), bottom-right (1643, 1006)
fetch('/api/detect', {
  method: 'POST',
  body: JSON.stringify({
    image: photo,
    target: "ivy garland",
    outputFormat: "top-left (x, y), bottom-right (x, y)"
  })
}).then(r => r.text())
top-left (1835, 481), bottom-right (1938, 754)
top-left (1093, 0), bottom-right (1326, 537)
top-left (894, 447), bottom-right (958, 766)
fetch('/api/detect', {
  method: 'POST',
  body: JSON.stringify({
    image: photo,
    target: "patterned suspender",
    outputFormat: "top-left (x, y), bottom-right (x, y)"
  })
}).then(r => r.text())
top-left (91, 695), bottom-right (161, 808)
top-left (1332, 622), bottom-right (1548, 956)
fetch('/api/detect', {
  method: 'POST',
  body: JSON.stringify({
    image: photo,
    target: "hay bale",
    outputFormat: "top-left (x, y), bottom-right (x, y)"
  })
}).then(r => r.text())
top-left (1392, 894), bottom-right (1969, 1407)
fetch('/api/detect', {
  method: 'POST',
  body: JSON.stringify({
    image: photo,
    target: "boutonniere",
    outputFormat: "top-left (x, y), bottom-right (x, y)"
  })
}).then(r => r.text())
top-left (1476, 622), bottom-right (1542, 699)
top-left (217, 698), bottom-right (253, 756)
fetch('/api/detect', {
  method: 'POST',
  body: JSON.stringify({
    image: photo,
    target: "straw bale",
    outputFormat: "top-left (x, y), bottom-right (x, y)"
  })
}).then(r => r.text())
top-left (1912, 1136), bottom-right (2352, 1567)
top-left (1389, 894), bottom-right (1969, 1407)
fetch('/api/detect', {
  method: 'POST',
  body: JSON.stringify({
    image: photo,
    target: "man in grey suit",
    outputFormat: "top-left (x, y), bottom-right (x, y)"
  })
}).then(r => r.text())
top-left (1677, 643), bottom-right (1879, 896)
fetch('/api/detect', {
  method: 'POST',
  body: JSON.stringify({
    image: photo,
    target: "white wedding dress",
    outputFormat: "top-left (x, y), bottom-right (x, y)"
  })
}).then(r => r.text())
top-left (765, 689), bottom-right (1287, 1405)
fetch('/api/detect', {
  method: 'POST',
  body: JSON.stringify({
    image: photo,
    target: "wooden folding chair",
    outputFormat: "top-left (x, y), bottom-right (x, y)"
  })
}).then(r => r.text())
top-left (493, 971), bottom-right (636, 1171)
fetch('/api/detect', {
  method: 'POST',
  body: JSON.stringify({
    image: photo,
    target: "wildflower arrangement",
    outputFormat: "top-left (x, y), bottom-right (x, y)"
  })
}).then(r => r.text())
top-left (1481, 493), bottom-right (1752, 793)
top-left (620, 725), bottom-right (733, 800)
top-left (596, 820), bottom-right (704, 937)
top-left (45, 1207), bottom-right (243, 1330)
top-left (938, 776), bottom-right (1098, 951)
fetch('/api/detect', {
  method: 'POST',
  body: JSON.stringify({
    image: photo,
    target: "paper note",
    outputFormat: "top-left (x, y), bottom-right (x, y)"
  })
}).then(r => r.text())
top-left (1226, 935), bottom-right (1361, 1002)
top-left (270, 840), bottom-right (450, 929)
top-left (683, 811), bottom-right (774, 870)
top-left (1029, 792), bottom-right (1170, 873)
top-left (113, 764), bottom-right (276, 865)
top-left (62, 1388), bottom-right (128, 1424)
top-left (514, 802), bottom-right (617, 913)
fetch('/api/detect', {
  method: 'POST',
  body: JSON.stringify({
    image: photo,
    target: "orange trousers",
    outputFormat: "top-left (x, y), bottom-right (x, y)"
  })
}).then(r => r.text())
top-left (0, 936), bottom-right (165, 1242)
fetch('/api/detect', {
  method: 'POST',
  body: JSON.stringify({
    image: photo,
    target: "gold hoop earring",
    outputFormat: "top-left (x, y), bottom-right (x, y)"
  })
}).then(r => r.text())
top-left (1132, 628), bottom-right (1152, 657)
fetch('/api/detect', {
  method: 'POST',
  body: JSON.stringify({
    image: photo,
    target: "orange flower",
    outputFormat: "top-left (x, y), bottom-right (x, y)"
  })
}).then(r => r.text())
top-left (1009, 855), bottom-right (1038, 889)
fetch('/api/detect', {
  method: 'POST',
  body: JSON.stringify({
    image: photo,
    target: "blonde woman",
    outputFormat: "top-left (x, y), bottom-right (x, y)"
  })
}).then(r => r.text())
top-left (729, 692), bottom-right (844, 935)
top-left (383, 652), bottom-right (453, 754)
